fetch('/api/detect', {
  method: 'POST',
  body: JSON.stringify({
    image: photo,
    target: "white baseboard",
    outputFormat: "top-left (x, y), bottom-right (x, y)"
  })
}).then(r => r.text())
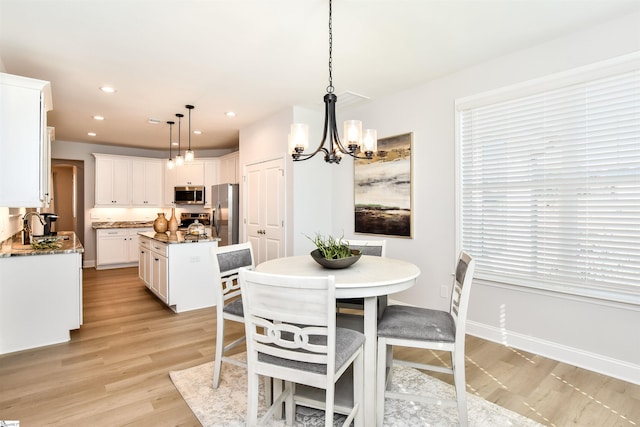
top-left (467, 320), bottom-right (640, 385)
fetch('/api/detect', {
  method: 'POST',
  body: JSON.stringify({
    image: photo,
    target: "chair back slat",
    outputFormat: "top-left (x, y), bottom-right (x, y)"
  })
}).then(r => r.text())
top-left (346, 239), bottom-right (386, 257)
top-left (450, 251), bottom-right (476, 341)
top-left (240, 269), bottom-right (337, 377)
top-left (211, 243), bottom-right (255, 306)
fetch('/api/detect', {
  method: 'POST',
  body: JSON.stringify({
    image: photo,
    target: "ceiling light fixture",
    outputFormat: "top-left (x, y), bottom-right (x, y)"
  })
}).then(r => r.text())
top-left (88, 132), bottom-right (97, 136)
top-left (185, 105), bottom-right (195, 162)
top-left (175, 113), bottom-right (184, 167)
top-left (99, 86), bottom-right (116, 93)
top-left (225, 111), bottom-right (236, 117)
top-left (289, 0), bottom-right (376, 164)
top-left (93, 115), bottom-right (105, 121)
top-left (167, 120), bottom-right (175, 170)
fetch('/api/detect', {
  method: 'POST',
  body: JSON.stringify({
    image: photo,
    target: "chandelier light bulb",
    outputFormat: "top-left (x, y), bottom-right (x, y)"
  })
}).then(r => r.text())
top-left (185, 149), bottom-right (194, 162)
top-left (175, 154), bottom-right (184, 167)
top-left (167, 158), bottom-right (175, 170)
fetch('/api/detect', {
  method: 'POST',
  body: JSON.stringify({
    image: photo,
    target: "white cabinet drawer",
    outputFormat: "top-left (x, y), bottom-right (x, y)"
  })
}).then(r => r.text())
top-left (150, 241), bottom-right (168, 257)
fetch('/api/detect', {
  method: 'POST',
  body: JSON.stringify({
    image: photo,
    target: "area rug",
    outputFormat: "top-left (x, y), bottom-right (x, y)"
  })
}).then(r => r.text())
top-left (170, 354), bottom-right (542, 427)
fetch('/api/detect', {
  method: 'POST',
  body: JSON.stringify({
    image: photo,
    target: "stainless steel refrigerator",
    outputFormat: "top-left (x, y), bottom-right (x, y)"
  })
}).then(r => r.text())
top-left (211, 183), bottom-right (239, 246)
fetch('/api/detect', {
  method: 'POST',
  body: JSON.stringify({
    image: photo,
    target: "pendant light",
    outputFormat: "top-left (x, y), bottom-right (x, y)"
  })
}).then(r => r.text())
top-left (167, 120), bottom-right (175, 170)
top-left (289, 0), bottom-right (377, 164)
top-left (175, 113), bottom-right (184, 167)
top-left (185, 105), bottom-right (195, 162)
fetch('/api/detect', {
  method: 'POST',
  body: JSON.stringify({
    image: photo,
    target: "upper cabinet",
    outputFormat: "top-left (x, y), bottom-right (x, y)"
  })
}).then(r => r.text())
top-left (94, 154), bottom-right (163, 208)
top-left (131, 159), bottom-right (163, 206)
top-left (0, 73), bottom-right (53, 207)
top-left (219, 152), bottom-right (239, 184)
top-left (175, 161), bottom-right (204, 186)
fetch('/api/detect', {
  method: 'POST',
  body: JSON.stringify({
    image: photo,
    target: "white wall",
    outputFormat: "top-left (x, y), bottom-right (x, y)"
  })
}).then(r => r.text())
top-left (329, 11), bottom-right (640, 383)
top-left (239, 105), bottom-right (332, 256)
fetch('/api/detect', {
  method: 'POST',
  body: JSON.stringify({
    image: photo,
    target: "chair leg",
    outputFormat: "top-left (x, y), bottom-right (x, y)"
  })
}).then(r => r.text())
top-left (453, 349), bottom-right (468, 427)
top-left (376, 338), bottom-right (387, 427)
top-left (213, 318), bottom-right (225, 388)
top-left (285, 381), bottom-right (295, 425)
top-left (246, 371), bottom-right (260, 426)
top-left (325, 383), bottom-right (335, 427)
top-left (353, 350), bottom-right (364, 427)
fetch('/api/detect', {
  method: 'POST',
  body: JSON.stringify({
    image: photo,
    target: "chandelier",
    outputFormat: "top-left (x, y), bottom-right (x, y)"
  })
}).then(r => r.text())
top-left (289, 0), bottom-right (377, 164)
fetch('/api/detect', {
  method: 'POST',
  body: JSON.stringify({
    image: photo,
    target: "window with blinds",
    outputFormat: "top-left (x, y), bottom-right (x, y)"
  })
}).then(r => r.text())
top-left (457, 59), bottom-right (640, 304)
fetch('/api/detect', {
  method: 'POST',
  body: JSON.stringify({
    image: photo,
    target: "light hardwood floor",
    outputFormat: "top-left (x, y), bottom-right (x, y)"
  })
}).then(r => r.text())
top-left (0, 267), bottom-right (638, 426)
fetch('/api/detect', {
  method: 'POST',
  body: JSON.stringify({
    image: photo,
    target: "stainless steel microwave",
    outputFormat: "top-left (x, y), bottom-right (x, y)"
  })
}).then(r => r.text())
top-left (174, 186), bottom-right (205, 205)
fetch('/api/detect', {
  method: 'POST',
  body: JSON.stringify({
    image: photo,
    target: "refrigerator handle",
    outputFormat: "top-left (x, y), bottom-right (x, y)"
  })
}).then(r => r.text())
top-left (215, 203), bottom-right (221, 237)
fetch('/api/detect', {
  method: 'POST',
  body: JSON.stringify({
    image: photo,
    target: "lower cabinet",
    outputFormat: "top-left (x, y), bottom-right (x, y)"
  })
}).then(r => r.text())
top-left (138, 235), bottom-right (218, 312)
top-left (0, 252), bottom-right (82, 354)
top-left (96, 227), bottom-right (152, 269)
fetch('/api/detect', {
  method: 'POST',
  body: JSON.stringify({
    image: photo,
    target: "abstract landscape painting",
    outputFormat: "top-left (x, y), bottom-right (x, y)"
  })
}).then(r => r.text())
top-left (354, 132), bottom-right (413, 237)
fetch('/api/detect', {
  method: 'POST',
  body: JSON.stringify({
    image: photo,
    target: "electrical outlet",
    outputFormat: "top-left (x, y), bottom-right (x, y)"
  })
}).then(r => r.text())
top-left (440, 285), bottom-right (448, 298)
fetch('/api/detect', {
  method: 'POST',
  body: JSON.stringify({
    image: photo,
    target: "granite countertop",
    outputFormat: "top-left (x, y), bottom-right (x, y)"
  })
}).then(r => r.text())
top-left (0, 231), bottom-right (85, 257)
top-left (139, 230), bottom-right (220, 244)
top-left (92, 221), bottom-right (154, 229)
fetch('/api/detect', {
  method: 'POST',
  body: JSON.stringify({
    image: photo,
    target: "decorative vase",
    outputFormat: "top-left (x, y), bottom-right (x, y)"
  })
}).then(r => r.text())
top-left (168, 207), bottom-right (179, 233)
top-left (153, 212), bottom-right (168, 233)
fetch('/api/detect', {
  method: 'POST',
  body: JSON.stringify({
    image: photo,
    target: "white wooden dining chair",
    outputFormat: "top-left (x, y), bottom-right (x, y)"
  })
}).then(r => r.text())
top-left (337, 239), bottom-right (387, 315)
top-left (375, 250), bottom-right (476, 427)
top-left (210, 242), bottom-right (255, 388)
top-left (239, 268), bottom-right (365, 427)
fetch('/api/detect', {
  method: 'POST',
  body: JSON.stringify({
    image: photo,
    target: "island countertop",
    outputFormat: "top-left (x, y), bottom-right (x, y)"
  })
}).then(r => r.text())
top-left (0, 231), bottom-right (85, 257)
top-left (138, 230), bottom-right (220, 244)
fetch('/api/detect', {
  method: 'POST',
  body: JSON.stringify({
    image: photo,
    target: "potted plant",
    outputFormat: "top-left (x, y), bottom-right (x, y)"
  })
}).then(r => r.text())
top-left (307, 233), bottom-right (361, 269)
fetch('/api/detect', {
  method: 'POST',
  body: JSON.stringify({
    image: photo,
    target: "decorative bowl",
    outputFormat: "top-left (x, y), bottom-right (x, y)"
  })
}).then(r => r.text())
top-left (310, 249), bottom-right (362, 269)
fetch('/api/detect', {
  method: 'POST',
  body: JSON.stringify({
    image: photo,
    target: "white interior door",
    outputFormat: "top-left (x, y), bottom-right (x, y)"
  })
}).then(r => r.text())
top-left (245, 158), bottom-right (285, 264)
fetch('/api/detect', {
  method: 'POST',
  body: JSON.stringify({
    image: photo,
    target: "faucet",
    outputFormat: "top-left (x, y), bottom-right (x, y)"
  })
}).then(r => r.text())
top-left (22, 212), bottom-right (45, 245)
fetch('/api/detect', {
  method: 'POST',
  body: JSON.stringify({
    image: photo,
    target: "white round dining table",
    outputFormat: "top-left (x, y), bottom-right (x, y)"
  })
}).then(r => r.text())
top-left (255, 254), bottom-right (420, 426)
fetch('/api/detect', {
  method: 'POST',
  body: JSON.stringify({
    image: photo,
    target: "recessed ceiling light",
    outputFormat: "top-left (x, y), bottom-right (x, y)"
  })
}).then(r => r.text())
top-left (88, 132), bottom-right (97, 136)
top-left (99, 86), bottom-right (116, 93)
top-left (93, 115), bottom-right (105, 121)
top-left (148, 118), bottom-right (162, 125)
top-left (225, 111), bottom-right (236, 117)
top-left (193, 130), bottom-right (202, 135)
top-left (171, 142), bottom-right (179, 146)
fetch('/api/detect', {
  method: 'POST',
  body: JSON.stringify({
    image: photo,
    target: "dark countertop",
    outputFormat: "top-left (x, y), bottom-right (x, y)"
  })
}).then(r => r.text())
top-left (139, 230), bottom-right (220, 244)
top-left (92, 221), bottom-right (154, 229)
top-left (0, 231), bottom-right (85, 257)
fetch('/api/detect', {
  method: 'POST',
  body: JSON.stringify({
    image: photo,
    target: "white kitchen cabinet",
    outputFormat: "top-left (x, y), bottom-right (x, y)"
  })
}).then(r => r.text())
top-left (0, 72), bottom-right (53, 208)
top-left (149, 240), bottom-right (168, 303)
top-left (96, 227), bottom-right (151, 269)
top-left (138, 236), bottom-right (151, 284)
top-left (0, 252), bottom-right (82, 354)
top-left (137, 232), bottom-right (219, 312)
top-left (219, 151), bottom-right (239, 184)
top-left (175, 161), bottom-right (204, 185)
top-left (131, 158), bottom-right (163, 206)
top-left (164, 165), bottom-right (177, 206)
top-left (203, 159), bottom-right (219, 207)
top-left (94, 154), bottom-right (131, 206)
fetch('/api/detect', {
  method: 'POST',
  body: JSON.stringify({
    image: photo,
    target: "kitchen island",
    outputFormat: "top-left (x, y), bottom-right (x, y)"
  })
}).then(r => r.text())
top-left (0, 231), bottom-right (84, 354)
top-left (138, 231), bottom-right (220, 313)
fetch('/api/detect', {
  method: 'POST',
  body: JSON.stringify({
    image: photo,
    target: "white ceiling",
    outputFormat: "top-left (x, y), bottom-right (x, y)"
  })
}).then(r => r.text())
top-left (1, 0), bottom-right (639, 152)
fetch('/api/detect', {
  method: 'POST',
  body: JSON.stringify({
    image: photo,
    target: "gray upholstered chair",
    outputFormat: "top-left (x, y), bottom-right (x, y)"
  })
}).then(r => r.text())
top-left (210, 242), bottom-right (255, 388)
top-left (376, 251), bottom-right (476, 427)
top-left (239, 268), bottom-right (365, 427)
top-left (336, 239), bottom-right (387, 316)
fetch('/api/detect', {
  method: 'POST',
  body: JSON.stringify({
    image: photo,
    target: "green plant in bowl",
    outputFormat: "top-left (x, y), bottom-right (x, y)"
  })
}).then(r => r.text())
top-left (307, 233), bottom-right (361, 269)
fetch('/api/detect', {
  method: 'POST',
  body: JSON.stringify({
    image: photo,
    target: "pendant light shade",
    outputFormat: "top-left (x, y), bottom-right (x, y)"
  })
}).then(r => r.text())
top-left (185, 104), bottom-right (195, 162)
top-left (175, 113), bottom-right (184, 167)
top-left (167, 120), bottom-right (175, 170)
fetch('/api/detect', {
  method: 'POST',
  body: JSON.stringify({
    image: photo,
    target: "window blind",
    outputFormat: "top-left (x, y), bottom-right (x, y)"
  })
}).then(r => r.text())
top-left (458, 67), bottom-right (640, 304)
